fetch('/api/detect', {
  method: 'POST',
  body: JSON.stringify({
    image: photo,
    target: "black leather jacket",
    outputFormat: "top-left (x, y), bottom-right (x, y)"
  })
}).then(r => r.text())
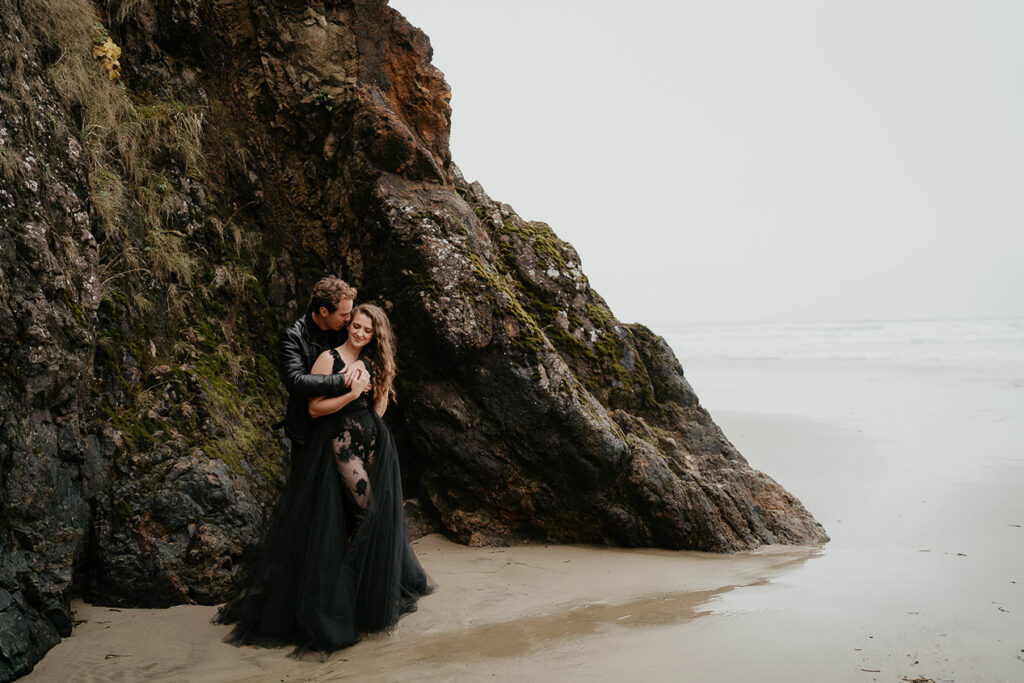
top-left (279, 310), bottom-right (348, 445)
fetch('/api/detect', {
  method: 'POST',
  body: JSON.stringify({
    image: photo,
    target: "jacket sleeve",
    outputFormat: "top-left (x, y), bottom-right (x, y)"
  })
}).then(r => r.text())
top-left (279, 327), bottom-right (348, 398)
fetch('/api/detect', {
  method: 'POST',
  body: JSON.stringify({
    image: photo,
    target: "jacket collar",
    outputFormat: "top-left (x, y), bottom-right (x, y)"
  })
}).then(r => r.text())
top-left (303, 307), bottom-right (345, 347)
top-left (303, 308), bottom-right (329, 344)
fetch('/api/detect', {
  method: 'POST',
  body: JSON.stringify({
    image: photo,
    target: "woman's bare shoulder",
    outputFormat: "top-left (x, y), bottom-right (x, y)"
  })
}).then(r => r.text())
top-left (311, 348), bottom-right (339, 374)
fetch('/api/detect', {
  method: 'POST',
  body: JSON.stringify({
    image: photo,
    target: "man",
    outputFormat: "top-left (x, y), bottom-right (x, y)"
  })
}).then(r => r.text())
top-left (279, 276), bottom-right (361, 467)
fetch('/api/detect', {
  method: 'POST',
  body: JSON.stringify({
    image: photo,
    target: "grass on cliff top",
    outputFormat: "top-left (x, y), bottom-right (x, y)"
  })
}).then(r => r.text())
top-left (0, 143), bottom-right (20, 181)
top-left (15, 0), bottom-right (206, 310)
top-left (14, 1), bottom-right (285, 481)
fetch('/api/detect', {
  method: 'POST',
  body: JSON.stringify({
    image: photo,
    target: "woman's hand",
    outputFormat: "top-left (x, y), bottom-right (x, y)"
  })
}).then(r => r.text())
top-left (349, 372), bottom-right (372, 397)
top-left (343, 359), bottom-right (369, 388)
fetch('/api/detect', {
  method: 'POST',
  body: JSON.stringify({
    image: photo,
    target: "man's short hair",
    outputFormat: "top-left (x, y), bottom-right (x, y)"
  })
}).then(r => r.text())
top-left (309, 277), bottom-right (357, 313)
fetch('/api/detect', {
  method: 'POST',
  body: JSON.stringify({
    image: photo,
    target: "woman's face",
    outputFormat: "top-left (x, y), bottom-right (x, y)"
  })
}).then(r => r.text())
top-left (348, 312), bottom-right (375, 348)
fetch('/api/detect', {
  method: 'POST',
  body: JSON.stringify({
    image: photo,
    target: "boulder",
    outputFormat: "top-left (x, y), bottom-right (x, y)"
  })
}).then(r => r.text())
top-left (0, 0), bottom-right (825, 677)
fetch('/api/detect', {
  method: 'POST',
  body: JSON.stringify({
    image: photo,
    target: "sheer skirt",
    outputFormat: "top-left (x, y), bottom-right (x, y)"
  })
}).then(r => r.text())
top-left (218, 405), bottom-right (433, 651)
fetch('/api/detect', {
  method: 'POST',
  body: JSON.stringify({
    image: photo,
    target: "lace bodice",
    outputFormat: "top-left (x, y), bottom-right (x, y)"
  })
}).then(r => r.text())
top-left (328, 349), bottom-right (373, 408)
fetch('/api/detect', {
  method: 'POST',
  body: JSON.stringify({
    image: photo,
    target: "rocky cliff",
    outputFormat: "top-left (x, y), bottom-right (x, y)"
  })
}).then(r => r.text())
top-left (0, 0), bottom-right (826, 677)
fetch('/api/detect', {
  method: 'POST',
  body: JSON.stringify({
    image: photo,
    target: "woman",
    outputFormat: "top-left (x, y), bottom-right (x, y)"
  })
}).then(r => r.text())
top-left (220, 304), bottom-right (433, 651)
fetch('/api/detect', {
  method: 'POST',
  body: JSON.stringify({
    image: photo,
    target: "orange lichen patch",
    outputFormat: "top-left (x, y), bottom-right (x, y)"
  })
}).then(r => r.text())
top-left (93, 37), bottom-right (121, 80)
top-left (133, 510), bottom-right (167, 552)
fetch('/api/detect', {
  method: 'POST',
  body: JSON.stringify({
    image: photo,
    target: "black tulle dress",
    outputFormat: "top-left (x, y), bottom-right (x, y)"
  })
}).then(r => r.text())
top-left (219, 351), bottom-right (433, 651)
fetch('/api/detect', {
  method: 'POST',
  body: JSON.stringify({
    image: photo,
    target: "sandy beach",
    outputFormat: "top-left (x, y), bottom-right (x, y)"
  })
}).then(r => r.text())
top-left (27, 356), bottom-right (1024, 681)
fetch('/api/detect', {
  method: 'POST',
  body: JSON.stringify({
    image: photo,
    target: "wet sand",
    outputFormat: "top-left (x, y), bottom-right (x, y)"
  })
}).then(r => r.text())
top-left (27, 539), bottom-right (818, 682)
top-left (27, 358), bottom-right (1024, 681)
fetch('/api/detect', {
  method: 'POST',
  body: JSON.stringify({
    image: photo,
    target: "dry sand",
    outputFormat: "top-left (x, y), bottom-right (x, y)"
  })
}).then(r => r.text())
top-left (26, 358), bottom-right (1024, 681)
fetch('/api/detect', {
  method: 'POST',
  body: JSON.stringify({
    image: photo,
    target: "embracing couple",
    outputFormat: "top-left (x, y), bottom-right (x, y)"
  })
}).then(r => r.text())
top-left (220, 277), bottom-right (433, 652)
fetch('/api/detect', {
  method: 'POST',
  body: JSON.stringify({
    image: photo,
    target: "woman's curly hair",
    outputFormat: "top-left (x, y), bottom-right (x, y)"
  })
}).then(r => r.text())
top-left (351, 303), bottom-right (396, 403)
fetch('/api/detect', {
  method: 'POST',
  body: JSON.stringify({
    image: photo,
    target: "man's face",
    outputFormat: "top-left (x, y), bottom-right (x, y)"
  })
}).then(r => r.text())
top-left (322, 299), bottom-right (353, 332)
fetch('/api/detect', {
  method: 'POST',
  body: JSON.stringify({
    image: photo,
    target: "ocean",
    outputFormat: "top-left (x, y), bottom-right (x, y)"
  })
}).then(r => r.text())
top-left (655, 317), bottom-right (1024, 364)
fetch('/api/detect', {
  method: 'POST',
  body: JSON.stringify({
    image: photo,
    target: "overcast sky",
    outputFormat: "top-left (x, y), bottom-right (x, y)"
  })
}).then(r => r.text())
top-left (389, 1), bottom-right (1024, 325)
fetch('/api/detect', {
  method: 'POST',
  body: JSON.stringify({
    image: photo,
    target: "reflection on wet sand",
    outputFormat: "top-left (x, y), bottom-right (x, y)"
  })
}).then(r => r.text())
top-left (398, 545), bottom-right (819, 664)
top-left (411, 589), bottom-right (722, 660)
